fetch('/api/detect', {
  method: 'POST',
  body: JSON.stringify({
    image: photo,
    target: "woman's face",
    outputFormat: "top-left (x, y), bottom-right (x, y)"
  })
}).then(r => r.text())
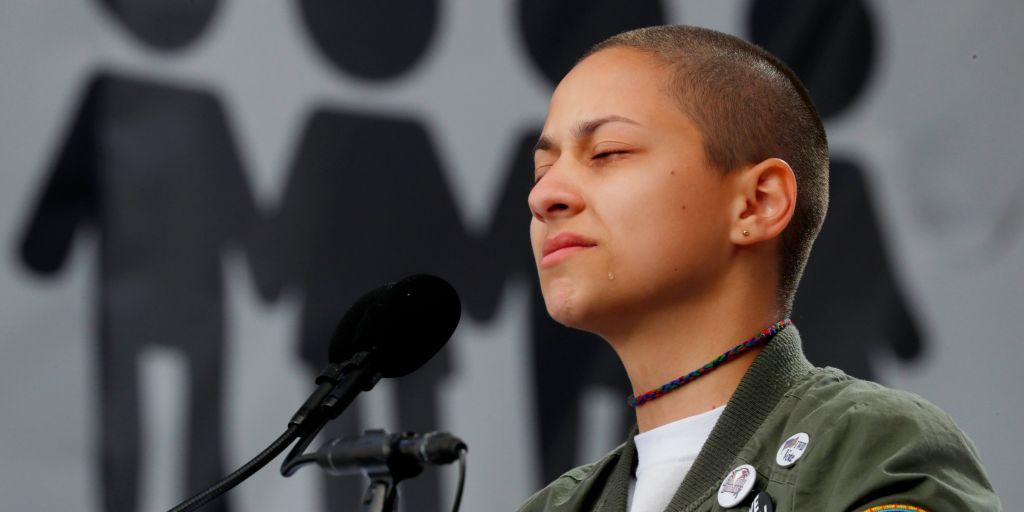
top-left (529, 47), bottom-right (737, 336)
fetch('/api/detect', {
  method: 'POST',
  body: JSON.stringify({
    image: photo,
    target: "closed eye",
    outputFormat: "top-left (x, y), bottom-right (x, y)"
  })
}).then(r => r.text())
top-left (592, 150), bottom-right (629, 162)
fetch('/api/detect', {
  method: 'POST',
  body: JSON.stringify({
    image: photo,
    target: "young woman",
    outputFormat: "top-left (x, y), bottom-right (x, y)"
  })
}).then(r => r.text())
top-left (519, 25), bottom-right (999, 512)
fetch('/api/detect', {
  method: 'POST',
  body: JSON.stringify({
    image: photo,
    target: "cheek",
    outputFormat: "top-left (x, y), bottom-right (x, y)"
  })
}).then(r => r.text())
top-left (606, 180), bottom-right (726, 276)
top-left (529, 219), bottom-right (544, 260)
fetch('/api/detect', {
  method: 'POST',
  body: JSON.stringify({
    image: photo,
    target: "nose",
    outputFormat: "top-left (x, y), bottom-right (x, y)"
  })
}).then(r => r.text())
top-left (528, 165), bottom-right (585, 223)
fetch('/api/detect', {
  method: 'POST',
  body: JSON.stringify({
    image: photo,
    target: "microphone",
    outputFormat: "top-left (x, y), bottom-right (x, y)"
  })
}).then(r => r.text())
top-left (328, 274), bottom-right (462, 376)
top-left (315, 430), bottom-right (468, 476)
top-left (395, 431), bottom-right (468, 465)
top-left (167, 275), bottom-right (461, 512)
top-left (290, 274), bottom-right (462, 428)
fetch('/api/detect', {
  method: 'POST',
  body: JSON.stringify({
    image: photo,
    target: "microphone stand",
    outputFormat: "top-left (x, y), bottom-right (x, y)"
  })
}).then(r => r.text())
top-left (353, 431), bottom-right (424, 512)
top-left (283, 429), bottom-right (416, 512)
top-left (361, 462), bottom-right (418, 512)
top-left (281, 429), bottom-right (468, 512)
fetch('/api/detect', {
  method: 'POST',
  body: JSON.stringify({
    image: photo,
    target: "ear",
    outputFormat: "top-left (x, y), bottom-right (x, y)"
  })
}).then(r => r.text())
top-left (729, 158), bottom-right (797, 246)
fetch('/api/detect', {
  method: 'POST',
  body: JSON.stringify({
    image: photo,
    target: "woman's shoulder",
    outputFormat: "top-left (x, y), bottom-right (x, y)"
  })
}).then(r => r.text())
top-left (766, 366), bottom-right (1002, 511)
top-left (792, 366), bottom-right (963, 431)
top-left (516, 441), bottom-right (626, 512)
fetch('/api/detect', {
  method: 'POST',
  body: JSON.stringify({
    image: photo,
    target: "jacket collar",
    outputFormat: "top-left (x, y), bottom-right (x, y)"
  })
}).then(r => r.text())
top-left (594, 325), bottom-right (813, 511)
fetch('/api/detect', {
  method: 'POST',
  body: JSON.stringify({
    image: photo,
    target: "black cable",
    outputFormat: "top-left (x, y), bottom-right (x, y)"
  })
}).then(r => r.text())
top-left (167, 425), bottom-right (300, 512)
top-left (281, 420), bottom-right (326, 476)
top-left (280, 452), bottom-right (319, 475)
top-left (450, 448), bottom-right (467, 512)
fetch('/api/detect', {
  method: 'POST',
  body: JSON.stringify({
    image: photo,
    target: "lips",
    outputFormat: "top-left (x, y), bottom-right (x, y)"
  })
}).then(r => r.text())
top-left (541, 232), bottom-right (597, 267)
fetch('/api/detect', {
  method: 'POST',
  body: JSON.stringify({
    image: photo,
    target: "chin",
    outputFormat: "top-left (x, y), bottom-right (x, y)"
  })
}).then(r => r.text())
top-left (545, 298), bottom-right (583, 328)
top-left (541, 276), bottom-right (581, 323)
top-left (541, 277), bottom-right (604, 332)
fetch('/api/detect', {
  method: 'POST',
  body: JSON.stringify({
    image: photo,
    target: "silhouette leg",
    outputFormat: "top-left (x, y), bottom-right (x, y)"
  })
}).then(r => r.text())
top-left (184, 327), bottom-right (230, 512)
top-left (394, 354), bottom-right (449, 512)
top-left (98, 323), bottom-right (141, 512)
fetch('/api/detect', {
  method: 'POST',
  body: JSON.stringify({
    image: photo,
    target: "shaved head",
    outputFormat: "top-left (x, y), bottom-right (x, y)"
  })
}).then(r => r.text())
top-left (586, 25), bottom-right (829, 314)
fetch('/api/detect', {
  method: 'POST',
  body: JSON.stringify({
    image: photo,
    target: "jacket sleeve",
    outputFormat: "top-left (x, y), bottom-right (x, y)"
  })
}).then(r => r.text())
top-left (793, 391), bottom-right (1002, 511)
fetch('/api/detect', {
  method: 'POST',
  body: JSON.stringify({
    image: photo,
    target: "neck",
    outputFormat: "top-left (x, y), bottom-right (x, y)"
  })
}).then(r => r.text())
top-left (604, 271), bottom-right (780, 433)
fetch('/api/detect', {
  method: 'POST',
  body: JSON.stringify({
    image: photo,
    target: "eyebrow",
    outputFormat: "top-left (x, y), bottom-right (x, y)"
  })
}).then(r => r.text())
top-left (533, 115), bottom-right (640, 153)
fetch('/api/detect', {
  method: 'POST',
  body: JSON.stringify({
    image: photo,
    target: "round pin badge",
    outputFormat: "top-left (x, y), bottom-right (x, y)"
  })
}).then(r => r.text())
top-left (750, 491), bottom-right (774, 512)
top-left (776, 432), bottom-right (810, 467)
top-left (717, 464), bottom-right (757, 508)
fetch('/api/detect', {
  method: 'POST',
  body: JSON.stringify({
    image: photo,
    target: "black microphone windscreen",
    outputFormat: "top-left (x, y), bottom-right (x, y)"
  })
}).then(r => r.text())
top-left (328, 274), bottom-right (461, 378)
top-left (326, 288), bottom-right (382, 361)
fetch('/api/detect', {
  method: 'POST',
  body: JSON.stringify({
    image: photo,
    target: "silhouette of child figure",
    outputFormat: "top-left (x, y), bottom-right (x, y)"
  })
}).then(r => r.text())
top-left (18, 2), bottom-right (255, 510)
top-left (252, 2), bottom-right (455, 510)
top-left (256, 110), bottom-right (541, 512)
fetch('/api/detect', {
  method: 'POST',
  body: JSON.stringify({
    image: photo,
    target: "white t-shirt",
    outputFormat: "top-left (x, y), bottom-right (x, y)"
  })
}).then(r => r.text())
top-left (628, 406), bottom-right (725, 512)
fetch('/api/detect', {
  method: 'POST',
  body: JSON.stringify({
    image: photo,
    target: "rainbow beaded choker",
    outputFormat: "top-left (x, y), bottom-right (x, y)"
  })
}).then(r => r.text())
top-left (628, 319), bottom-right (792, 407)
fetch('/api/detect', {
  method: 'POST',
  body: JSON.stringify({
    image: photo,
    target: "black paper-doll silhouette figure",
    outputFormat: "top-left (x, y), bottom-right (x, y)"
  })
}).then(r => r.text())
top-left (255, 113), bottom-right (464, 512)
top-left (749, 0), bottom-right (923, 377)
top-left (252, 3), bottom-right (458, 510)
top-left (255, 117), bottom-right (545, 510)
top-left (515, 0), bottom-right (666, 485)
top-left (17, 3), bottom-right (255, 511)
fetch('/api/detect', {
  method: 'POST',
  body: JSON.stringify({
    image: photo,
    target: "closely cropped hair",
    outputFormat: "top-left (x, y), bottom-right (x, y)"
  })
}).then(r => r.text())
top-left (587, 25), bottom-right (829, 315)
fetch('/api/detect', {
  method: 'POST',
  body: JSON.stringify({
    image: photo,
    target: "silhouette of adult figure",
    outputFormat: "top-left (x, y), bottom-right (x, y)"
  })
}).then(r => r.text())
top-left (515, 0), bottom-right (666, 485)
top-left (749, 0), bottom-right (923, 378)
top-left (17, 2), bottom-right (253, 511)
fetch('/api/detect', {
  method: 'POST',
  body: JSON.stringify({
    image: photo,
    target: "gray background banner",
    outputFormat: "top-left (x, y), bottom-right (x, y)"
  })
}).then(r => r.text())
top-left (1, 0), bottom-right (1021, 510)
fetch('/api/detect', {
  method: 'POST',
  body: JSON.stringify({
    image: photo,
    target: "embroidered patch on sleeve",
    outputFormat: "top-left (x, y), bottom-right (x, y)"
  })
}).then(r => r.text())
top-left (864, 505), bottom-right (928, 512)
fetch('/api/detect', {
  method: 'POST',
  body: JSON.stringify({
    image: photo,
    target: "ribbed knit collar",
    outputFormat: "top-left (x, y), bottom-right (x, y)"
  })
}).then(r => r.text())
top-left (594, 325), bottom-right (813, 511)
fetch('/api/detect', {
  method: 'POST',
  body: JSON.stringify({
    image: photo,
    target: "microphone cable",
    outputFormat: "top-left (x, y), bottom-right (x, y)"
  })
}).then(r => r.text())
top-left (168, 424), bottom-right (300, 512)
top-left (450, 446), bottom-right (467, 512)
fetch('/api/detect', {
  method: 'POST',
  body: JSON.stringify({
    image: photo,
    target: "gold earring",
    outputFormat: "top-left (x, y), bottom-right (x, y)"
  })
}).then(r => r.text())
top-left (742, 230), bottom-right (750, 237)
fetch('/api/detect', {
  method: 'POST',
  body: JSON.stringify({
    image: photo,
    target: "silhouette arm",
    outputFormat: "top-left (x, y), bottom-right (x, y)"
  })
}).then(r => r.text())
top-left (18, 80), bottom-right (102, 275)
top-left (244, 153), bottom-right (315, 302)
top-left (840, 161), bottom-right (924, 361)
top-left (208, 111), bottom-right (284, 302)
top-left (466, 131), bottom-right (539, 320)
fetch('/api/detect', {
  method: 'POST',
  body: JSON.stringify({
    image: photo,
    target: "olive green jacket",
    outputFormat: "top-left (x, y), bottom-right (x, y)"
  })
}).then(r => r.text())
top-left (518, 326), bottom-right (1001, 511)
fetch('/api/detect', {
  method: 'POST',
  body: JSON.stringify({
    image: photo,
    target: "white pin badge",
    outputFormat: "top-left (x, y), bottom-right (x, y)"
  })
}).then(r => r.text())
top-left (775, 432), bottom-right (810, 467)
top-left (717, 464), bottom-right (757, 508)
